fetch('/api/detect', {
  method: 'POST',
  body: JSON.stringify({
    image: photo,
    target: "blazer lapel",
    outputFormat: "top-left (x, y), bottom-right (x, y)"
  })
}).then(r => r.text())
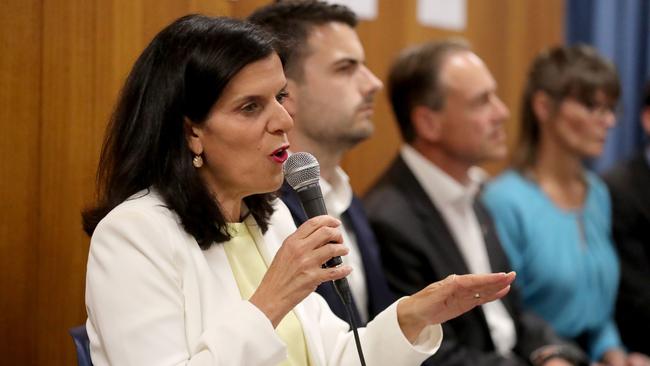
top-left (391, 157), bottom-right (471, 276)
top-left (342, 198), bottom-right (395, 316)
top-left (292, 298), bottom-right (326, 366)
top-left (280, 181), bottom-right (308, 225)
top-left (474, 201), bottom-right (511, 274)
top-left (474, 200), bottom-right (517, 315)
top-left (386, 157), bottom-right (496, 337)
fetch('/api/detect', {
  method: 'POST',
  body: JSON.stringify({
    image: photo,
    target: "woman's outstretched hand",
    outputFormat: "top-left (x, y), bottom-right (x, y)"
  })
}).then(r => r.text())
top-left (397, 272), bottom-right (516, 343)
top-left (250, 215), bottom-right (352, 327)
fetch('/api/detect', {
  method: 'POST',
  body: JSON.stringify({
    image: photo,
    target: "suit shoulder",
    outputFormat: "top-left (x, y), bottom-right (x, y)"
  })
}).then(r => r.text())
top-left (365, 178), bottom-right (405, 202)
top-left (89, 190), bottom-right (191, 274)
top-left (364, 177), bottom-right (411, 215)
top-left (102, 190), bottom-right (175, 223)
top-left (94, 190), bottom-right (182, 246)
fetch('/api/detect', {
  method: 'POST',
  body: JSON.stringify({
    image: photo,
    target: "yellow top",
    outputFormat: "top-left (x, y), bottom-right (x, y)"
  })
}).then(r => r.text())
top-left (223, 222), bottom-right (311, 366)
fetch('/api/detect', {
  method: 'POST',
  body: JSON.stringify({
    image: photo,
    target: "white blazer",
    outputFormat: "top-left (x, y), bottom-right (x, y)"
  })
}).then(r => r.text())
top-left (86, 190), bottom-right (442, 366)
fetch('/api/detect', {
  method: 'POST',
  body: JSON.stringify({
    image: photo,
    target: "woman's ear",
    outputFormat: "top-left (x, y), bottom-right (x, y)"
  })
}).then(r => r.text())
top-left (532, 91), bottom-right (552, 124)
top-left (184, 117), bottom-right (203, 155)
top-left (411, 105), bottom-right (442, 143)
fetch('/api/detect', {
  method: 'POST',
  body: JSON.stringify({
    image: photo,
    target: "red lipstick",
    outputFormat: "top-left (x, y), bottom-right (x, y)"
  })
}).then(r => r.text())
top-left (270, 145), bottom-right (289, 163)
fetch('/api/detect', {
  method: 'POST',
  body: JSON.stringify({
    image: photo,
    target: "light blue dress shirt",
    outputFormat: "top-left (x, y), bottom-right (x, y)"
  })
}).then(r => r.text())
top-left (482, 170), bottom-right (622, 361)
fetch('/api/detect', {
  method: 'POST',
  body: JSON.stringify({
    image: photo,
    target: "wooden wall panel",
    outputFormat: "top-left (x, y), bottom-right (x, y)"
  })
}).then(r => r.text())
top-left (1, 1), bottom-right (563, 364)
top-left (1, 1), bottom-right (232, 365)
top-left (38, 2), bottom-right (106, 364)
top-left (0, 2), bottom-right (42, 364)
top-left (231, 0), bottom-right (268, 18)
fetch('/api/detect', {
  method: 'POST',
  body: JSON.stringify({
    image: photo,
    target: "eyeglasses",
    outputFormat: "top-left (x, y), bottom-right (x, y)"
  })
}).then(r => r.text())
top-left (569, 98), bottom-right (619, 119)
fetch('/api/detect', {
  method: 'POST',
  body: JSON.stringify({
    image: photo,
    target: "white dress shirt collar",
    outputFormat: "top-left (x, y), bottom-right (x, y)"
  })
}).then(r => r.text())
top-left (319, 166), bottom-right (353, 217)
top-left (400, 144), bottom-right (486, 208)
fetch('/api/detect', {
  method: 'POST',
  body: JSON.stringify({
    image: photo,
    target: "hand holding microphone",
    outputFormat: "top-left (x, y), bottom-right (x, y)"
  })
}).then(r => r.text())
top-left (283, 152), bottom-right (345, 269)
top-left (283, 152), bottom-right (354, 304)
top-left (249, 152), bottom-right (352, 327)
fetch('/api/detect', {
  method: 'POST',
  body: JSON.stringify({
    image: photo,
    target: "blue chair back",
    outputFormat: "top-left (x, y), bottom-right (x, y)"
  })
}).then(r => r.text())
top-left (68, 324), bottom-right (93, 366)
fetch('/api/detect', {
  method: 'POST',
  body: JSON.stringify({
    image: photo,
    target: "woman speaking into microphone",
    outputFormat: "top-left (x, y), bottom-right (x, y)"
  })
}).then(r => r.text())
top-left (82, 14), bottom-right (515, 366)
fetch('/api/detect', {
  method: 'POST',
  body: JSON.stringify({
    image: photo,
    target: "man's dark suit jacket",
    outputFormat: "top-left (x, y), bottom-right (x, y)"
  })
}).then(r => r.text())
top-left (364, 156), bottom-right (562, 366)
top-left (279, 181), bottom-right (395, 327)
top-left (603, 152), bottom-right (650, 354)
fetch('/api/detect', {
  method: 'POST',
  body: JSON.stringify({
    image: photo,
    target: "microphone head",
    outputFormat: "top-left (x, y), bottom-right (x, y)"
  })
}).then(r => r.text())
top-left (283, 152), bottom-right (320, 190)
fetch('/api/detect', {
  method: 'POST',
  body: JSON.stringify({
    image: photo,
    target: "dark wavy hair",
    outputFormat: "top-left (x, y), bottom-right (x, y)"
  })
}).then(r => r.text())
top-left (248, 0), bottom-right (356, 80)
top-left (82, 15), bottom-right (279, 248)
top-left (514, 44), bottom-right (620, 170)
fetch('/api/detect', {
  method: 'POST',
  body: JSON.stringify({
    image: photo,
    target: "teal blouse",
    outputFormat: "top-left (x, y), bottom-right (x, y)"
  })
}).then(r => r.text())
top-left (482, 170), bottom-right (622, 361)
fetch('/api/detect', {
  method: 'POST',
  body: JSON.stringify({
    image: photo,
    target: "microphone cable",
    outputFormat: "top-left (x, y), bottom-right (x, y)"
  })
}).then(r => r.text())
top-left (333, 278), bottom-right (366, 366)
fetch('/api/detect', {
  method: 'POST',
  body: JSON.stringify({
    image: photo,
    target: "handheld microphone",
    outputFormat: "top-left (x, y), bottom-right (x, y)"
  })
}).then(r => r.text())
top-left (283, 152), bottom-right (342, 268)
top-left (284, 152), bottom-right (365, 366)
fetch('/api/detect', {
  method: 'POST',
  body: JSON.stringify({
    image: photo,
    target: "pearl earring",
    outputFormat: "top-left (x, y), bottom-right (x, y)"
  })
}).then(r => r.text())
top-left (192, 155), bottom-right (203, 168)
